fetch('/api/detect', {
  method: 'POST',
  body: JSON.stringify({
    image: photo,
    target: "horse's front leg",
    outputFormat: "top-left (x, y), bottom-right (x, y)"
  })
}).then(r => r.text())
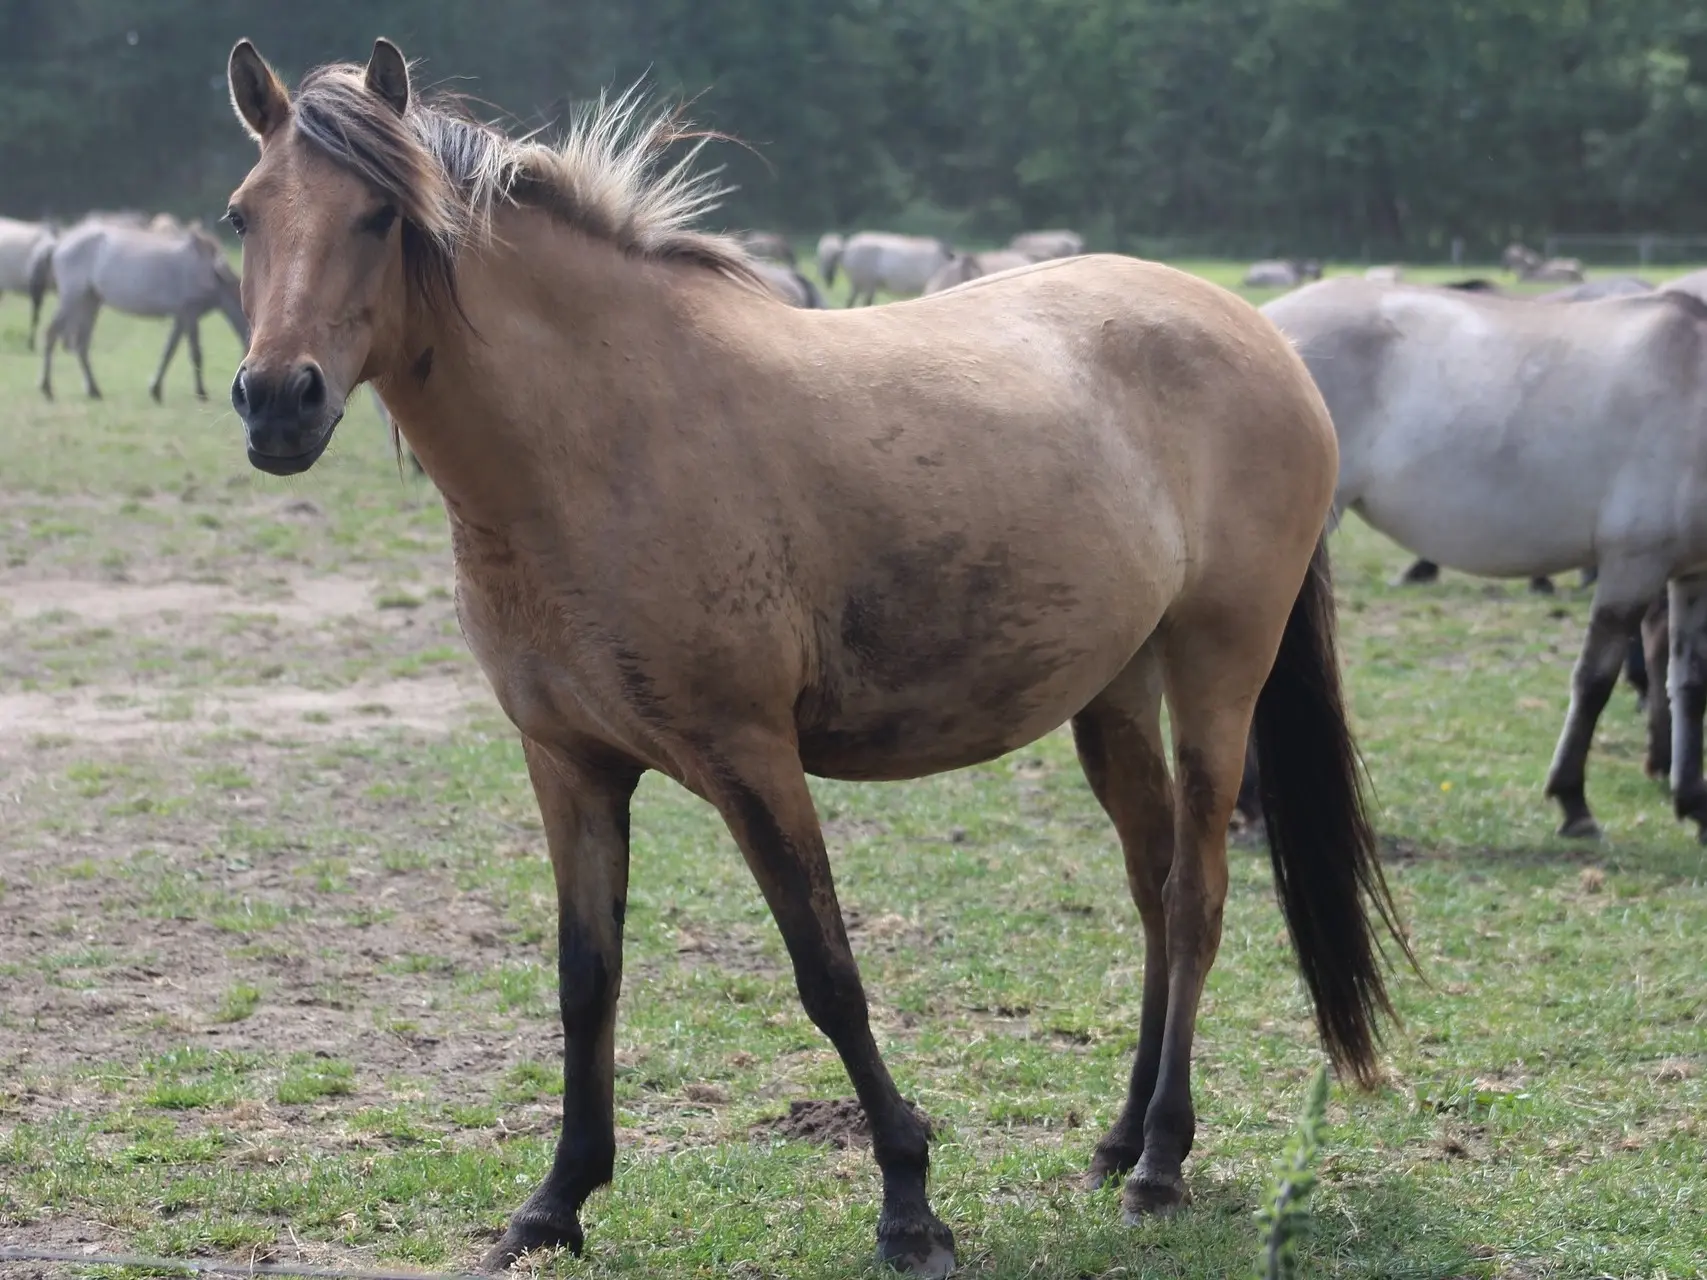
top-left (186, 318), bottom-right (207, 400)
top-left (1544, 572), bottom-right (1659, 838)
top-left (483, 741), bottom-right (640, 1271)
top-left (1665, 574), bottom-right (1707, 840)
top-left (1641, 593), bottom-right (1670, 779)
top-left (150, 319), bottom-right (185, 403)
top-left (701, 730), bottom-right (954, 1277)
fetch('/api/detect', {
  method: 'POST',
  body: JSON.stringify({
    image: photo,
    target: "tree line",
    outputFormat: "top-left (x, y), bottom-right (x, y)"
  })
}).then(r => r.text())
top-left (3, 0), bottom-right (1704, 259)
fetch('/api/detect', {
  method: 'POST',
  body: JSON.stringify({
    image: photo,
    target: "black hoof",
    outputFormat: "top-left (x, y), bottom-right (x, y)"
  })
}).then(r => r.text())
top-left (1084, 1140), bottom-right (1141, 1191)
top-left (1121, 1167), bottom-right (1190, 1223)
top-left (1557, 814), bottom-right (1602, 841)
top-left (1528, 576), bottom-right (1557, 596)
top-left (877, 1215), bottom-right (956, 1277)
top-left (479, 1211), bottom-right (584, 1272)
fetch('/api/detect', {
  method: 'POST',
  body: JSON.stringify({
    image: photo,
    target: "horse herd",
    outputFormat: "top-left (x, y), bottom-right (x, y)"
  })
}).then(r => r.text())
top-left (0, 210), bottom-right (249, 402)
top-left (6, 38), bottom-right (1707, 1265)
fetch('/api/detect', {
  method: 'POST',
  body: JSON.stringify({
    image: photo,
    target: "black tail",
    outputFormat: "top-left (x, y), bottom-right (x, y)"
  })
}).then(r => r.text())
top-left (1252, 537), bottom-right (1411, 1085)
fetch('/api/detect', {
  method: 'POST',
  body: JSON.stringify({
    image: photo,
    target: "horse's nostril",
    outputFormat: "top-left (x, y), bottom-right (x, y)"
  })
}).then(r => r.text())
top-left (231, 369), bottom-right (250, 414)
top-left (298, 365), bottom-right (327, 412)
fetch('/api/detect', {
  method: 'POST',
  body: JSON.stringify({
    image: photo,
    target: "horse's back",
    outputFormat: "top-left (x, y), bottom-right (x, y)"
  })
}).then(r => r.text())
top-left (1267, 278), bottom-right (1707, 575)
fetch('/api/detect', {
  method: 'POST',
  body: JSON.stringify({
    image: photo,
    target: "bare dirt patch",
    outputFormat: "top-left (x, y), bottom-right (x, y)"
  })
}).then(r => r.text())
top-left (750, 1097), bottom-right (935, 1149)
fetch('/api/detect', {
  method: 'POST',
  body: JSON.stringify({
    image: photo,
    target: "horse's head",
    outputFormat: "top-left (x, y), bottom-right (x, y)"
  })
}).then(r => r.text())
top-left (225, 38), bottom-right (421, 475)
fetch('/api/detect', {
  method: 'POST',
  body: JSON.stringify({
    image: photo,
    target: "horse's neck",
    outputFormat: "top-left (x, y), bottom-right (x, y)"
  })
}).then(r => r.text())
top-left (379, 212), bottom-right (727, 525)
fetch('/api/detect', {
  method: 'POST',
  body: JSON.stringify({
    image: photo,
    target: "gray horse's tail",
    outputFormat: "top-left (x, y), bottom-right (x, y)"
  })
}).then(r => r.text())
top-left (1251, 536), bottom-right (1412, 1085)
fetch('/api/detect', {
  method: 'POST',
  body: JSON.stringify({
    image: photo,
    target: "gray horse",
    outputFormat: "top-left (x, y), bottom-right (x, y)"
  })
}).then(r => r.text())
top-left (40, 219), bottom-right (248, 401)
top-left (1008, 229), bottom-right (1082, 260)
top-left (921, 249), bottom-right (1039, 295)
top-left (0, 216), bottom-right (58, 350)
top-left (837, 232), bottom-right (955, 306)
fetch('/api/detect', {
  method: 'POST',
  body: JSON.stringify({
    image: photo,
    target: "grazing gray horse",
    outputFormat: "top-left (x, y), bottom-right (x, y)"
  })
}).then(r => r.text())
top-left (1264, 278), bottom-right (1707, 840)
top-left (751, 260), bottom-right (827, 308)
top-left (1007, 229), bottom-right (1082, 260)
top-left (838, 232), bottom-right (954, 305)
top-left (817, 232), bottom-right (845, 287)
top-left (40, 220), bottom-right (248, 401)
top-left (1243, 259), bottom-right (1322, 288)
top-left (1536, 275), bottom-right (1653, 302)
top-left (921, 249), bottom-right (1038, 295)
top-left (0, 216), bottom-right (58, 349)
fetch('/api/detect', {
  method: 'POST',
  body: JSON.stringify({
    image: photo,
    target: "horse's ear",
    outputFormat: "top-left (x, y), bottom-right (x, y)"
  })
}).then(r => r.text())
top-left (229, 40), bottom-right (290, 141)
top-left (365, 39), bottom-right (410, 116)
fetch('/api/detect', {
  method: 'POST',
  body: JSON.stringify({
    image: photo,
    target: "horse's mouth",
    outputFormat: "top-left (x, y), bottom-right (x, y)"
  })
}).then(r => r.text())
top-left (246, 413), bottom-right (342, 476)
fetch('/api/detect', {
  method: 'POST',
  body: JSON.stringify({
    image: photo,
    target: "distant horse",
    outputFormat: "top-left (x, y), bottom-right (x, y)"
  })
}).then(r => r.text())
top-left (1243, 259), bottom-right (1321, 289)
top-left (0, 216), bottom-right (58, 349)
top-left (1503, 243), bottom-right (1542, 274)
top-left (734, 229), bottom-right (795, 265)
top-left (1520, 257), bottom-right (1585, 283)
top-left (920, 248), bottom-right (1038, 295)
top-left (751, 259), bottom-right (826, 308)
top-left (837, 232), bottom-right (954, 305)
top-left (1008, 229), bottom-right (1083, 260)
top-left (40, 219), bottom-right (248, 401)
top-left (225, 38), bottom-right (1404, 1276)
top-left (817, 232), bottom-right (844, 286)
top-left (1536, 274), bottom-right (1652, 302)
top-left (1264, 277), bottom-right (1707, 840)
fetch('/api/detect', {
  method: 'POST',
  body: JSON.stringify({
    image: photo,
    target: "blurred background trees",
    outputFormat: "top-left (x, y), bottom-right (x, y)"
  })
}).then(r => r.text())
top-left (3, 0), bottom-right (1704, 258)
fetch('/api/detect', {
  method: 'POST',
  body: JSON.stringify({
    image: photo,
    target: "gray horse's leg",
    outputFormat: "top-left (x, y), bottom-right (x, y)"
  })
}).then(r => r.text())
top-left (186, 319), bottom-right (207, 400)
top-left (1528, 576), bottom-right (1557, 595)
top-left (1665, 575), bottom-right (1707, 840)
top-left (1544, 567), bottom-right (1664, 838)
top-left (1640, 594), bottom-right (1669, 778)
top-left (38, 308), bottom-right (62, 400)
top-left (72, 303), bottom-right (102, 399)
top-left (149, 320), bottom-right (185, 403)
top-left (1394, 558), bottom-right (1439, 586)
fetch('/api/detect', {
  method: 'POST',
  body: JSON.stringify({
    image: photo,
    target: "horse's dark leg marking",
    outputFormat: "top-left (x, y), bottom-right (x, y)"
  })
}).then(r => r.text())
top-left (1072, 648), bottom-right (1174, 1190)
top-left (1642, 594), bottom-right (1671, 779)
top-left (1545, 593), bottom-right (1653, 838)
top-left (1118, 626), bottom-right (1260, 1220)
top-left (150, 319), bottom-right (184, 403)
top-left (1394, 558), bottom-right (1439, 586)
top-left (1528, 575), bottom-right (1557, 595)
top-left (1665, 576), bottom-right (1707, 839)
top-left (483, 743), bottom-right (639, 1271)
top-left (705, 738), bottom-right (953, 1277)
top-left (186, 319), bottom-right (207, 400)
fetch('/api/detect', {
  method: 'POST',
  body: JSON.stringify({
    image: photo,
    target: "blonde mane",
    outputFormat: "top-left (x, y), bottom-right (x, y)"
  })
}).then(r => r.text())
top-left (288, 65), bottom-right (760, 305)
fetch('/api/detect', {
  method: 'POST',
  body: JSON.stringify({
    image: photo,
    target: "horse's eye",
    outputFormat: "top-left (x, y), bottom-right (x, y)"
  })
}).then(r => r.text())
top-left (224, 207), bottom-right (247, 237)
top-left (361, 204), bottom-right (399, 237)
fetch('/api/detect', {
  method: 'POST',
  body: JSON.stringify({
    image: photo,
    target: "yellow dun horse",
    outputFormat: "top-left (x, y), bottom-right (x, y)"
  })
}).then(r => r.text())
top-left (224, 39), bottom-right (1407, 1275)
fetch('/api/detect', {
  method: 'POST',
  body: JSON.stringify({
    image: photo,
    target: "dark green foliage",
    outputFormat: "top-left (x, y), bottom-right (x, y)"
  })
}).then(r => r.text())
top-left (2, 1), bottom-right (1705, 256)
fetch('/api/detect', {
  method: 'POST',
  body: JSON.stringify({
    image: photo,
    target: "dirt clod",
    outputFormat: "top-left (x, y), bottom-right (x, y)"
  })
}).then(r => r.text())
top-left (751, 1097), bottom-right (934, 1149)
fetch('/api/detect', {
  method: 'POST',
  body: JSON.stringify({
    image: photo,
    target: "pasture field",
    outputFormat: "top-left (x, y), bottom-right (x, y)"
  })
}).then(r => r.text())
top-left (0, 269), bottom-right (1703, 1280)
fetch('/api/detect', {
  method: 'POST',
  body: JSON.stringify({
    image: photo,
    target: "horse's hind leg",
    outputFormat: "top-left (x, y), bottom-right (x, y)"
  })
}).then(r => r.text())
top-left (484, 742), bottom-right (639, 1269)
top-left (1072, 645), bottom-right (1175, 1189)
top-left (72, 304), bottom-right (102, 399)
top-left (1544, 566), bottom-right (1664, 838)
top-left (1640, 593), bottom-right (1670, 778)
top-left (149, 320), bottom-right (184, 403)
top-left (186, 319), bottom-right (207, 400)
top-left (1394, 558), bottom-right (1439, 586)
top-left (1664, 575), bottom-right (1707, 840)
top-left (700, 731), bottom-right (954, 1276)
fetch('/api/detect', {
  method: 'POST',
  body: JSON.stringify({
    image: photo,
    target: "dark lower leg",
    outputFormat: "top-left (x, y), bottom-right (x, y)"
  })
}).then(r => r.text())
top-left (187, 322), bottom-right (206, 400)
top-left (1394, 559), bottom-right (1439, 585)
top-left (1123, 723), bottom-right (1241, 1219)
top-left (1545, 603), bottom-right (1647, 837)
top-left (485, 746), bottom-right (637, 1270)
top-left (1665, 584), bottom-right (1707, 834)
top-left (1643, 601), bottom-right (1670, 778)
top-left (711, 749), bottom-right (951, 1274)
top-left (1072, 691), bottom-right (1175, 1188)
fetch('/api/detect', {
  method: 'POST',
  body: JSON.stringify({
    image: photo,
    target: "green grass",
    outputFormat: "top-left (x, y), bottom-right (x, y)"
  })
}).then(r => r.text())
top-left (0, 272), bottom-right (1703, 1278)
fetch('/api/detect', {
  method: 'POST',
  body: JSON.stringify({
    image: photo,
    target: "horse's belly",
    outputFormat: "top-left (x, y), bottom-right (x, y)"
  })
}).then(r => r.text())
top-left (1355, 471), bottom-right (1599, 578)
top-left (798, 626), bottom-right (1144, 781)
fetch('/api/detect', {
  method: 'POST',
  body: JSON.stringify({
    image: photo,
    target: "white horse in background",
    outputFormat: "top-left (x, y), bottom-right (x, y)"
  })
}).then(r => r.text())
top-left (836, 232), bottom-right (954, 306)
top-left (40, 219), bottom-right (248, 401)
top-left (1263, 277), bottom-right (1707, 841)
top-left (0, 216), bottom-right (59, 350)
top-left (921, 249), bottom-right (1040, 295)
top-left (1008, 229), bottom-right (1082, 260)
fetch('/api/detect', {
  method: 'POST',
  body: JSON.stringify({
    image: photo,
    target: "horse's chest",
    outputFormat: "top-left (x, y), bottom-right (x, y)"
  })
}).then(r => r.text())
top-left (454, 571), bottom-right (594, 744)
